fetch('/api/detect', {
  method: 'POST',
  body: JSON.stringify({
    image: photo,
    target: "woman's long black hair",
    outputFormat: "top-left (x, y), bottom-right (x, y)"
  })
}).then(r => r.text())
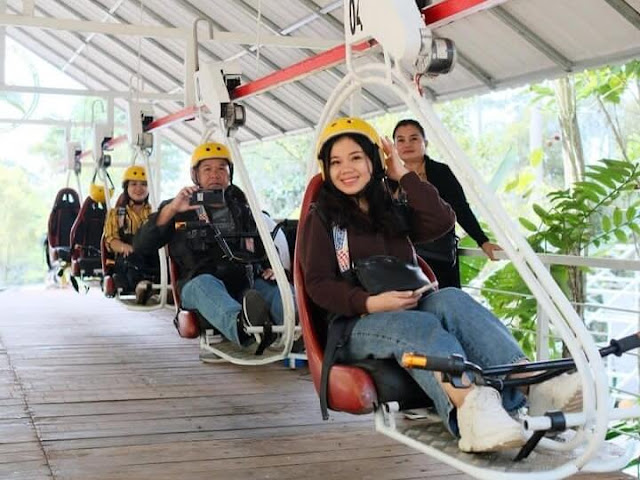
top-left (316, 133), bottom-right (410, 236)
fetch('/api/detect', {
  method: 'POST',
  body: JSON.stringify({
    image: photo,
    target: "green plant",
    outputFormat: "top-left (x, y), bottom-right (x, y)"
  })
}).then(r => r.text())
top-left (481, 157), bottom-right (640, 359)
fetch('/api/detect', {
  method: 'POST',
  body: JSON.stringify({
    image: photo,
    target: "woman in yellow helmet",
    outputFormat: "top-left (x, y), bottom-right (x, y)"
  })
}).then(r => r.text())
top-left (299, 117), bottom-right (581, 453)
top-left (103, 165), bottom-right (158, 304)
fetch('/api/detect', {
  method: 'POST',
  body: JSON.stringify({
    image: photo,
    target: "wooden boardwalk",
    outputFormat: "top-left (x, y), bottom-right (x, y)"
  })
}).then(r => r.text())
top-left (0, 286), bottom-right (633, 480)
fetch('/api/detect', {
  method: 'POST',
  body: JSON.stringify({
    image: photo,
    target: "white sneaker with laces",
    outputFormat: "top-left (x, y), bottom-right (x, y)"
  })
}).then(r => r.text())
top-left (528, 372), bottom-right (582, 416)
top-left (457, 386), bottom-right (525, 453)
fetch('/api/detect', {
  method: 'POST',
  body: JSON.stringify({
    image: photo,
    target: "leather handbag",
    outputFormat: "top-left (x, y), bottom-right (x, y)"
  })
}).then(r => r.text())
top-left (415, 230), bottom-right (458, 266)
top-left (353, 255), bottom-right (431, 295)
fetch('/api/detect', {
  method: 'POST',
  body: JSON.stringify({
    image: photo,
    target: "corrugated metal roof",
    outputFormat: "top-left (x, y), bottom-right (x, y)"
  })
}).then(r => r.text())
top-left (3, 0), bottom-right (640, 150)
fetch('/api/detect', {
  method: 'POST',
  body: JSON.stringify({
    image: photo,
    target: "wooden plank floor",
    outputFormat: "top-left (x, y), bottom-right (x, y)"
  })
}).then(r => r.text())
top-left (0, 285), bottom-right (633, 480)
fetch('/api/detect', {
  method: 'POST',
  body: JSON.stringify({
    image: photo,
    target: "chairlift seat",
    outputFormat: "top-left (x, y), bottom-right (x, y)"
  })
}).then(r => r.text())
top-left (47, 188), bottom-right (80, 264)
top-left (294, 174), bottom-right (436, 415)
top-left (70, 196), bottom-right (106, 278)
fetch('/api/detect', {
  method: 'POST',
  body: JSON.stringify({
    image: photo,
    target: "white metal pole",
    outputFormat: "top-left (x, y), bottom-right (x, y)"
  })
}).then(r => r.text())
top-left (0, 0), bottom-right (5, 85)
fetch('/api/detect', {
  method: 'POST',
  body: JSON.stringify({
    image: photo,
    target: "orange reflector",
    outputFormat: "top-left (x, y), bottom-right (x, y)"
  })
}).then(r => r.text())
top-left (401, 352), bottom-right (427, 369)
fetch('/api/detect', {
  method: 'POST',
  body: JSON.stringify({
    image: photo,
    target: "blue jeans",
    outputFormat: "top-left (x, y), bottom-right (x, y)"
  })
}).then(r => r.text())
top-left (181, 274), bottom-right (291, 345)
top-left (341, 287), bottom-right (526, 436)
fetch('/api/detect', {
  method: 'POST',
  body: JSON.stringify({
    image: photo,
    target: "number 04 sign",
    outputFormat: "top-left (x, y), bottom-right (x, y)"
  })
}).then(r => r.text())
top-left (343, 0), bottom-right (426, 67)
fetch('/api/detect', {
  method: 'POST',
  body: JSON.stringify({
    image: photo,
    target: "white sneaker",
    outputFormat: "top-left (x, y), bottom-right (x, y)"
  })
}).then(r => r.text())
top-left (528, 372), bottom-right (582, 416)
top-left (457, 386), bottom-right (525, 452)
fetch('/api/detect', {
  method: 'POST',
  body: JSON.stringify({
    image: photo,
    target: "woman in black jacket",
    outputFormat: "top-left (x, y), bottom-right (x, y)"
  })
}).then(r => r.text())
top-left (393, 119), bottom-right (501, 288)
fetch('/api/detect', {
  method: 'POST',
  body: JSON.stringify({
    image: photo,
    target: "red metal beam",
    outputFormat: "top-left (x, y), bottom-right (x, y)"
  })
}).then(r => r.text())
top-left (144, 105), bottom-right (199, 132)
top-left (421, 0), bottom-right (508, 28)
top-left (231, 39), bottom-right (377, 101)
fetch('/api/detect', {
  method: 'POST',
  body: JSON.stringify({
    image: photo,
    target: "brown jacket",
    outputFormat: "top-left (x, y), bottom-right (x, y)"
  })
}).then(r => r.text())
top-left (300, 172), bottom-right (455, 319)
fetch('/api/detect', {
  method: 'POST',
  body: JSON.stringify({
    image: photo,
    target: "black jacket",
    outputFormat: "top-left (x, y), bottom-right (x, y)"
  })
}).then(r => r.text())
top-left (422, 155), bottom-right (488, 247)
top-left (133, 186), bottom-right (262, 296)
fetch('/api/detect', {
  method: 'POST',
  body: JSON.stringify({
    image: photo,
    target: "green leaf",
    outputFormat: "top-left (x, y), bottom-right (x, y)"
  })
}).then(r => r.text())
top-left (575, 181), bottom-right (607, 196)
top-left (533, 203), bottom-right (548, 220)
top-left (602, 215), bottom-right (612, 231)
top-left (504, 177), bottom-right (519, 193)
top-left (614, 229), bottom-right (628, 242)
top-left (584, 171), bottom-right (616, 189)
top-left (519, 217), bottom-right (538, 232)
top-left (613, 208), bottom-right (623, 227)
top-left (529, 148), bottom-right (544, 168)
top-left (626, 207), bottom-right (637, 222)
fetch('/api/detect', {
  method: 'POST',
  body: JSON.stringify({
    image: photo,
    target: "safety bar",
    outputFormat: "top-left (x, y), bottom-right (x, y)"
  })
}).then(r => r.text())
top-left (401, 332), bottom-right (640, 389)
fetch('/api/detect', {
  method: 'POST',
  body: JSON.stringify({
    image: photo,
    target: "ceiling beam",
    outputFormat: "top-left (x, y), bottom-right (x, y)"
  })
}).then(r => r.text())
top-left (0, 83), bottom-right (182, 100)
top-left (0, 11), bottom-right (339, 48)
top-left (62, 0), bottom-right (126, 70)
top-left (603, 0), bottom-right (640, 31)
top-left (491, 6), bottom-right (573, 72)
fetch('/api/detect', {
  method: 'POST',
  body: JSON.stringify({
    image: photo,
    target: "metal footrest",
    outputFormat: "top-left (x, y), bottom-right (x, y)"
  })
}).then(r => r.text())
top-left (376, 411), bottom-right (631, 479)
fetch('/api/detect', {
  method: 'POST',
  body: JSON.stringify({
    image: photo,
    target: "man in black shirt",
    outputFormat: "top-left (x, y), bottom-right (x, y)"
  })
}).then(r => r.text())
top-left (134, 142), bottom-right (286, 355)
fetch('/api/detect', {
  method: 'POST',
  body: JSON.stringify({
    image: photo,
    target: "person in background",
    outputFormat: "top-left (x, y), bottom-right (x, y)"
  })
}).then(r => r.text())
top-left (393, 119), bottom-right (501, 288)
top-left (134, 142), bottom-right (292, 360)
top-left (103, 165), bottom-right (159, 304)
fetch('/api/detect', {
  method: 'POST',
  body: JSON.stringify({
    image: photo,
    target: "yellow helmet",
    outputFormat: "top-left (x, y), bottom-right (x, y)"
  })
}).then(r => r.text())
top-left (316, 117), bottom-right (386, 180)
top-left (89, 183), bottom-right (114, 204)
top-left (122, 165), bottom-right (147, 184)
top-left (190, 142), bottom-right (233, 184)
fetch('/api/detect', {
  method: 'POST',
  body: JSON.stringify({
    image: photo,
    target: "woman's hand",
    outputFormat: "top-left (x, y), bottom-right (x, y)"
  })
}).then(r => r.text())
top-left (365, 290), bottom-right (421, 313)
top-left (121, 243), bottom-right (134, 257)
top-left (381, 136), bottom-right (410, 182)
top-left (480, 241), bottom-right (502, 261)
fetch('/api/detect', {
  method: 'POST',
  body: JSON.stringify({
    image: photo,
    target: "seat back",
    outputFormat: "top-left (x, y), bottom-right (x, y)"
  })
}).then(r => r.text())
top-left (294, 174), bottom-right (436, 415)
top-left (47, 188), bottom-right (80, 262)
top-left (70, 197), bottom-right (106, 276)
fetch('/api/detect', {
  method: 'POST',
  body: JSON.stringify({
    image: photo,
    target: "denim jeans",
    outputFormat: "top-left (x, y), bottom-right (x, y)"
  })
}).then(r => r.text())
top-left (181, 274), bottom-right (291, 345)
top-left (341, 287), bottom-right (526, 436)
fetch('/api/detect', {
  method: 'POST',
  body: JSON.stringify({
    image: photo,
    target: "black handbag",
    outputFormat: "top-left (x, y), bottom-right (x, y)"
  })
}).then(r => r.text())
top-left (353, 255), bottom-right (432, 295)
top-left (415, 230), bottom-right (458, 266)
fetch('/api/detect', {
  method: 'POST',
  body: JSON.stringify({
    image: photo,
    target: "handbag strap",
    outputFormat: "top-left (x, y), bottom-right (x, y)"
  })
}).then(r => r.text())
top-left (332, 225), bottom-right (351, 274)
top-left (313, 204), bottom-right (417, 274)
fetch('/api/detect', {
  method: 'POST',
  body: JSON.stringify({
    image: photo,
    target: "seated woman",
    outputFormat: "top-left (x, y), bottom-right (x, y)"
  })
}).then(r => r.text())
top-left (104, 165), bottom-right (159, 304)
top-left (299, 117), bottom-right (581, 453)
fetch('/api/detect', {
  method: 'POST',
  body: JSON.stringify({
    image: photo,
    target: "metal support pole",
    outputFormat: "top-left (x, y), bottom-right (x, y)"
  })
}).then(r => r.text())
top-left (536, 262), bottom-right (551, 360)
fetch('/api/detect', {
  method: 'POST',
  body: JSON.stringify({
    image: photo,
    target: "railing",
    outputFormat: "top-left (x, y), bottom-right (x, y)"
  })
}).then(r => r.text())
top-left (459, 247), bottom-right (640, 412)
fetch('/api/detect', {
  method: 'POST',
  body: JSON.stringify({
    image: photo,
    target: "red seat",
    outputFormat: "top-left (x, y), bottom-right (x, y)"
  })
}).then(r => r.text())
top-left (168, 251), bottom-right (201, 339)
top-left (69, 196), bottom-right (106, 278)
top-left (47, 188), bottom-right (80, 265)
top-left (294, 174), bottom-right (437, 415)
